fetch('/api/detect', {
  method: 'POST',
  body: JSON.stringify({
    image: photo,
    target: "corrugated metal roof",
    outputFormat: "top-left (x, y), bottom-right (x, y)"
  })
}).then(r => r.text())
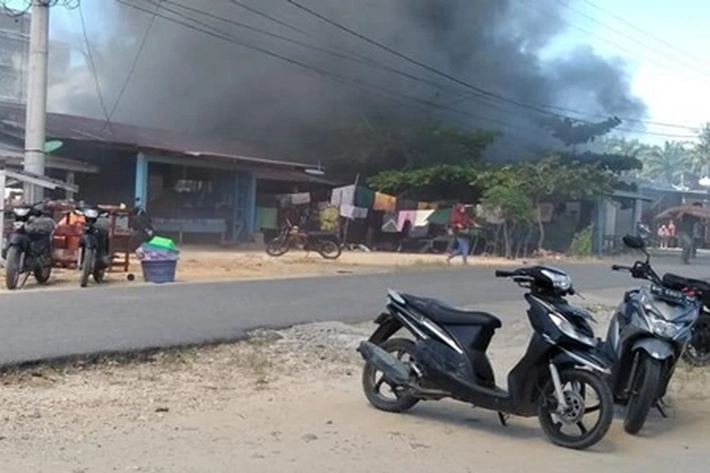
top-left (0, 101), bottom-right (314, 170)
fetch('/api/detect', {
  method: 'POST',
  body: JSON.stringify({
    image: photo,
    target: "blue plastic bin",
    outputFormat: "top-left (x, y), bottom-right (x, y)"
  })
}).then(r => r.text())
top-left (141, 259), bottom-right (177, 284)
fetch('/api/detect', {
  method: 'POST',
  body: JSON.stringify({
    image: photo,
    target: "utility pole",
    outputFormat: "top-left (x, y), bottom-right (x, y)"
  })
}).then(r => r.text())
top-left (23, 0), bottom-right (50, 203)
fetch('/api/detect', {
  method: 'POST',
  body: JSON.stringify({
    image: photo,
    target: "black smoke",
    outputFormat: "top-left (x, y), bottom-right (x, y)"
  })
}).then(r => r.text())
top-left (49, 0), bottom-right (647, 161)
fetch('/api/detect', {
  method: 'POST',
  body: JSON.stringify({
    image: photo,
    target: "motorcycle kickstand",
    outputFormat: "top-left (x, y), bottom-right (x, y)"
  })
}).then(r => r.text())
top-left (497, 412), bottom-right (509, 426)
top-left (18, 272), bottom-right (30, 289)
top-left (655, 398), bottom-right (669, 418)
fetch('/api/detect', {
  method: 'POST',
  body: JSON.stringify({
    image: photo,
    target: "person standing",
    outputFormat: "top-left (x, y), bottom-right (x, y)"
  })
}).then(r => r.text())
top-left (446, 203), bottom-right (473, 264)
top-left (667, 220), bottom-right (676, 248)
top-left (692, 220), bottom-right (704, 258)
top-left (678, 210), bottom-right (700, 264)
top-left (657, 224), bottom-right (668, 249)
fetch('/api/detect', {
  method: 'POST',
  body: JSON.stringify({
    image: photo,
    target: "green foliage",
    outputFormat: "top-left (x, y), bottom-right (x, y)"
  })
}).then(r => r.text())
top-left (367, 163), bottom-right (484, 201)
top-left (321, 120), bottom-right (499, 179)
top-left (568, 225), bottom-right (594, 257)
top-left (542, 117), bottom-right (622, 147)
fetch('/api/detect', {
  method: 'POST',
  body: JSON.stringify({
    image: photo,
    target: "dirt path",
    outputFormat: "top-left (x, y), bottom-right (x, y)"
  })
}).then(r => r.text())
top-left (0, 308), bottom-right (708, 472)
top-left (1, 246), bottom-right (590, 292)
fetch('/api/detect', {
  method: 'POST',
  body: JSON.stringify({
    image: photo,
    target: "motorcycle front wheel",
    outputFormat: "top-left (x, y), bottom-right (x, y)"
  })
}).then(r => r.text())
top-left (80, 248), bottom-right (96, 288)
top-left (624, 355), bottom-right (662, 434)
top-left (4, 246), bottom-right (22, 290)
top-left (537, 368), bottom-right (614, 450)
top-left (683, 313), bottom-right (710, 367)
top-left (265, 238), bottom-right (290, 257)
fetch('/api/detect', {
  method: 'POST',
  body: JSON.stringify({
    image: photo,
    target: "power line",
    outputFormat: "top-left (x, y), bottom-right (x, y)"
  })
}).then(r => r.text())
top-left (285, 0), bottom-right (698, 139)
top-left (224, 0), bottom-right (699, 134)
top-left (119, 0), bottom-right (698, 144)
top-left (78, 2), bottom-right (114, 135)
top-left (578, 0), bottom-right (710, 69)
top-left (553, 0), bottom-right (710, 80)
top-left (227, 0), bottom-right (312, 38)
top-left (106, 0), bottom-right (163, 125)
top-left (116, 0), bottom-right (547, 152)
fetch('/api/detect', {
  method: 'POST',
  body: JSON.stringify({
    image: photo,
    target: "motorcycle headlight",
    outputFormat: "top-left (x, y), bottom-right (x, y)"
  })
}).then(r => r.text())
top-left (83, 208), bottom-right (99, 219)
top-left (12, 221), bottom-right (24, 230)
top-left (648, 317), bottom-right (680, 339)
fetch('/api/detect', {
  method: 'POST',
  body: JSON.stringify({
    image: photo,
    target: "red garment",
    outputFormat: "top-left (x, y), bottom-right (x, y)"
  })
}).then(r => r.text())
top-left (450, 204), bottom-right (473, 230)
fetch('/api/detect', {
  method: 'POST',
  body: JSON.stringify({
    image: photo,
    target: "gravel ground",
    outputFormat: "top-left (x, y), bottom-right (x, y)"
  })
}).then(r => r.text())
top-left (1, 306), bottom-right (709, 472)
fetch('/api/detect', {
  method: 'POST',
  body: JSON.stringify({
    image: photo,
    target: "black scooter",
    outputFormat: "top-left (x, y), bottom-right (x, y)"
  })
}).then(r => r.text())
top-left (75, 206), bottom-right (111, 287)
top-left (358, 265), bottom-right (614, 450)
top-left (2, 202), bottom-right (55, 290)
top-left (606, 235), bottom-right (701, 434)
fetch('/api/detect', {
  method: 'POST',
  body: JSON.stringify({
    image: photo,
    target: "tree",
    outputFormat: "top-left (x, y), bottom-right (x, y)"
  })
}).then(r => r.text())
top-left (690, 123), bottom-right (710, 178)
top-left (638, 141), bottom-right (691, 186)
top-left (480, 174), bottom-right (533, 259)
top-left (541, 116), bottom-right (622, 148)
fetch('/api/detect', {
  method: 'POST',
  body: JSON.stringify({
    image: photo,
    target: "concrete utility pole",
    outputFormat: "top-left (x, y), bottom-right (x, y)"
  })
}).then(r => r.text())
top-left (23, 0), bottom-right (50, 203)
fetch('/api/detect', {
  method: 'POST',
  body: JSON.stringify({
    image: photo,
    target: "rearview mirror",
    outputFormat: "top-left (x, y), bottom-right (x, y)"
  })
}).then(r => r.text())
top-left (622, 234), bottom-right (646, 250)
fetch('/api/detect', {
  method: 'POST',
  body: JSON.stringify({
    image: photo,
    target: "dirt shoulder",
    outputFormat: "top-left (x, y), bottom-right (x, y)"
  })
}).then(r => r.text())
top-left (1, 246), bottom-right (602, 292)
top-left (0, 308), bottom-right (708, 472)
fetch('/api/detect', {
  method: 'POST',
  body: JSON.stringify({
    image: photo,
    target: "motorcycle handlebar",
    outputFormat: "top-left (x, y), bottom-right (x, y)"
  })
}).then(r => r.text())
top-left (611, 264), bottom-right (632, 272)
top-left (495, 270), bottom-right (515, 278)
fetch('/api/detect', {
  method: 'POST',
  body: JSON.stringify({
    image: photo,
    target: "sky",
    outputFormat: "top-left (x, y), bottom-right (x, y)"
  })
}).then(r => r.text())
top-left (6, 0), bottom-right (710, 145)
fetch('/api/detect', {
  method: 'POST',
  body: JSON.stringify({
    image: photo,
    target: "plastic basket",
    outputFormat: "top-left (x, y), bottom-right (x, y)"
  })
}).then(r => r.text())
top-left (140, 259), bottom-right (177, 284)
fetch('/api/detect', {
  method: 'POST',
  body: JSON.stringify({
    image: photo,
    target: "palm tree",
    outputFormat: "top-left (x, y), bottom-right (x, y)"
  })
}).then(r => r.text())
top-left (690, 123), bottom-right (710, 178)
top-left (639, 141), bottom-right (691, 186)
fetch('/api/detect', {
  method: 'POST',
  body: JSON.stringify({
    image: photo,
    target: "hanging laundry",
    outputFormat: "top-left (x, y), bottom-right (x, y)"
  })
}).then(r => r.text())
top-left (290, 192), bottom-right (311, 205)
top-left (340, 204), bottom-right (368, 220)
top-left (427, 208), bottom-right (452, 226)
top-left (330, 185), bottom-right (356, 207)
top-left (373, 192), bottom-right (397, 212)
top-left (417, 202), bottom-right (438, 210)
top-left (382, 212), bottom-right (399, 233)
top-left (396, 199), bottom-right (418, 211)
top-left (414, 209), bottom-right (436, 227)
top-left (355, 186), bottom-right (376, 208)
top-left (276, 194), bottom-right (292, 208)
top-left (397, 210), bottom-right (417, 232)
top-left (255, 207), bottom-right (279, 230)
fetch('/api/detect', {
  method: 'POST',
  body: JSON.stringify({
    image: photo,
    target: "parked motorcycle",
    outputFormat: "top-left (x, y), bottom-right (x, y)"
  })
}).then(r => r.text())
top-left (265, 220), bottom-right (341, 260)
top-left (358, 265), bottom-right (614, 450)
top-left (2, 202), bottom-right (55, 290)
top-left (658, 273), bottom-right (710, 367)
top-left (75, 205), bottom-right (111, 287)
top-left (607, 234), bottom-right (701, 434)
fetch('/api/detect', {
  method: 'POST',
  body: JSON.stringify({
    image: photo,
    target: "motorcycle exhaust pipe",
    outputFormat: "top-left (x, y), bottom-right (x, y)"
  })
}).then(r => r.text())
top-left (357, 341), bottom-right (411, 386)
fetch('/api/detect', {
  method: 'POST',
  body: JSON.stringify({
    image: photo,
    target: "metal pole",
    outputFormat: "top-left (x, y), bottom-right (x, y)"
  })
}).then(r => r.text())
top-left (23, 0), bottom-right (50, 203)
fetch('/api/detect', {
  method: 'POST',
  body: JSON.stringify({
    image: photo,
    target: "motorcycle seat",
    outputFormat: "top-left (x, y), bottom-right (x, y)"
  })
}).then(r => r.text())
top-left (663, 273), bottom-right (710, 293)
top-left (401, 294), bottom-right (502, 329)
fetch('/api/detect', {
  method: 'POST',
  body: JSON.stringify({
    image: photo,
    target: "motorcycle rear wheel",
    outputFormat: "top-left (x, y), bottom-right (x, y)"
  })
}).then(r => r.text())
top-left (624, 354), bottom-right (662, 434)
top-left (362, 338), bottom-right (419, 413)
top-left (33, 265), bottom-right (52, 284)
top-left (265, 238), bottom-right (290, 257)
top-left (538, 368), bottom-right (614, 450)
top-left (683, 313), bottom-right (710, 367)
top-left (317, 240), bottom-right (342, 260)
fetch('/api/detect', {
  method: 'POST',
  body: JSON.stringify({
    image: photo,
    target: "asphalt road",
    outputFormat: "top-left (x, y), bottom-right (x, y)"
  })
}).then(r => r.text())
top-left (1, 254), bottom-right (709, 366)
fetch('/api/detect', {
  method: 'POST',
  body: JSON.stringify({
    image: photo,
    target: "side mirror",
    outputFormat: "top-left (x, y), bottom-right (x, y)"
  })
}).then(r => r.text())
top-left (622, 234), bottom-right (646, 250)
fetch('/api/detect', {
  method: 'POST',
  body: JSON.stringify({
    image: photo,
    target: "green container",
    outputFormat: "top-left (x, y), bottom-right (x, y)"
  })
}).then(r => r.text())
top-left (145, 236), bottom-right (179, 253)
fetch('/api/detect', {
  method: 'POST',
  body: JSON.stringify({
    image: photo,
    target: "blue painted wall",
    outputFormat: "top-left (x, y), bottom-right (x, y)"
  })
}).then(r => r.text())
top-left (133, 153), bottom-right (258, 242)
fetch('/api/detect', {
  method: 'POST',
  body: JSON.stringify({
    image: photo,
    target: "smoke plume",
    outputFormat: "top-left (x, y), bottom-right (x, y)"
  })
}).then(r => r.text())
top-left (48, 0), bottom-right (647, 161)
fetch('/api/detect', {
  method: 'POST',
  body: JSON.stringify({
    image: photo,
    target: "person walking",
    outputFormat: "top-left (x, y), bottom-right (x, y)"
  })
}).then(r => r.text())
top-left (446, 203), bottom-right (473, 264)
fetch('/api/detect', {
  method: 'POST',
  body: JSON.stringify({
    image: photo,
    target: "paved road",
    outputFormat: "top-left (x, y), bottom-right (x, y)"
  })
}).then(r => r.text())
top-left (1, 255), bottom-right (708, 365)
